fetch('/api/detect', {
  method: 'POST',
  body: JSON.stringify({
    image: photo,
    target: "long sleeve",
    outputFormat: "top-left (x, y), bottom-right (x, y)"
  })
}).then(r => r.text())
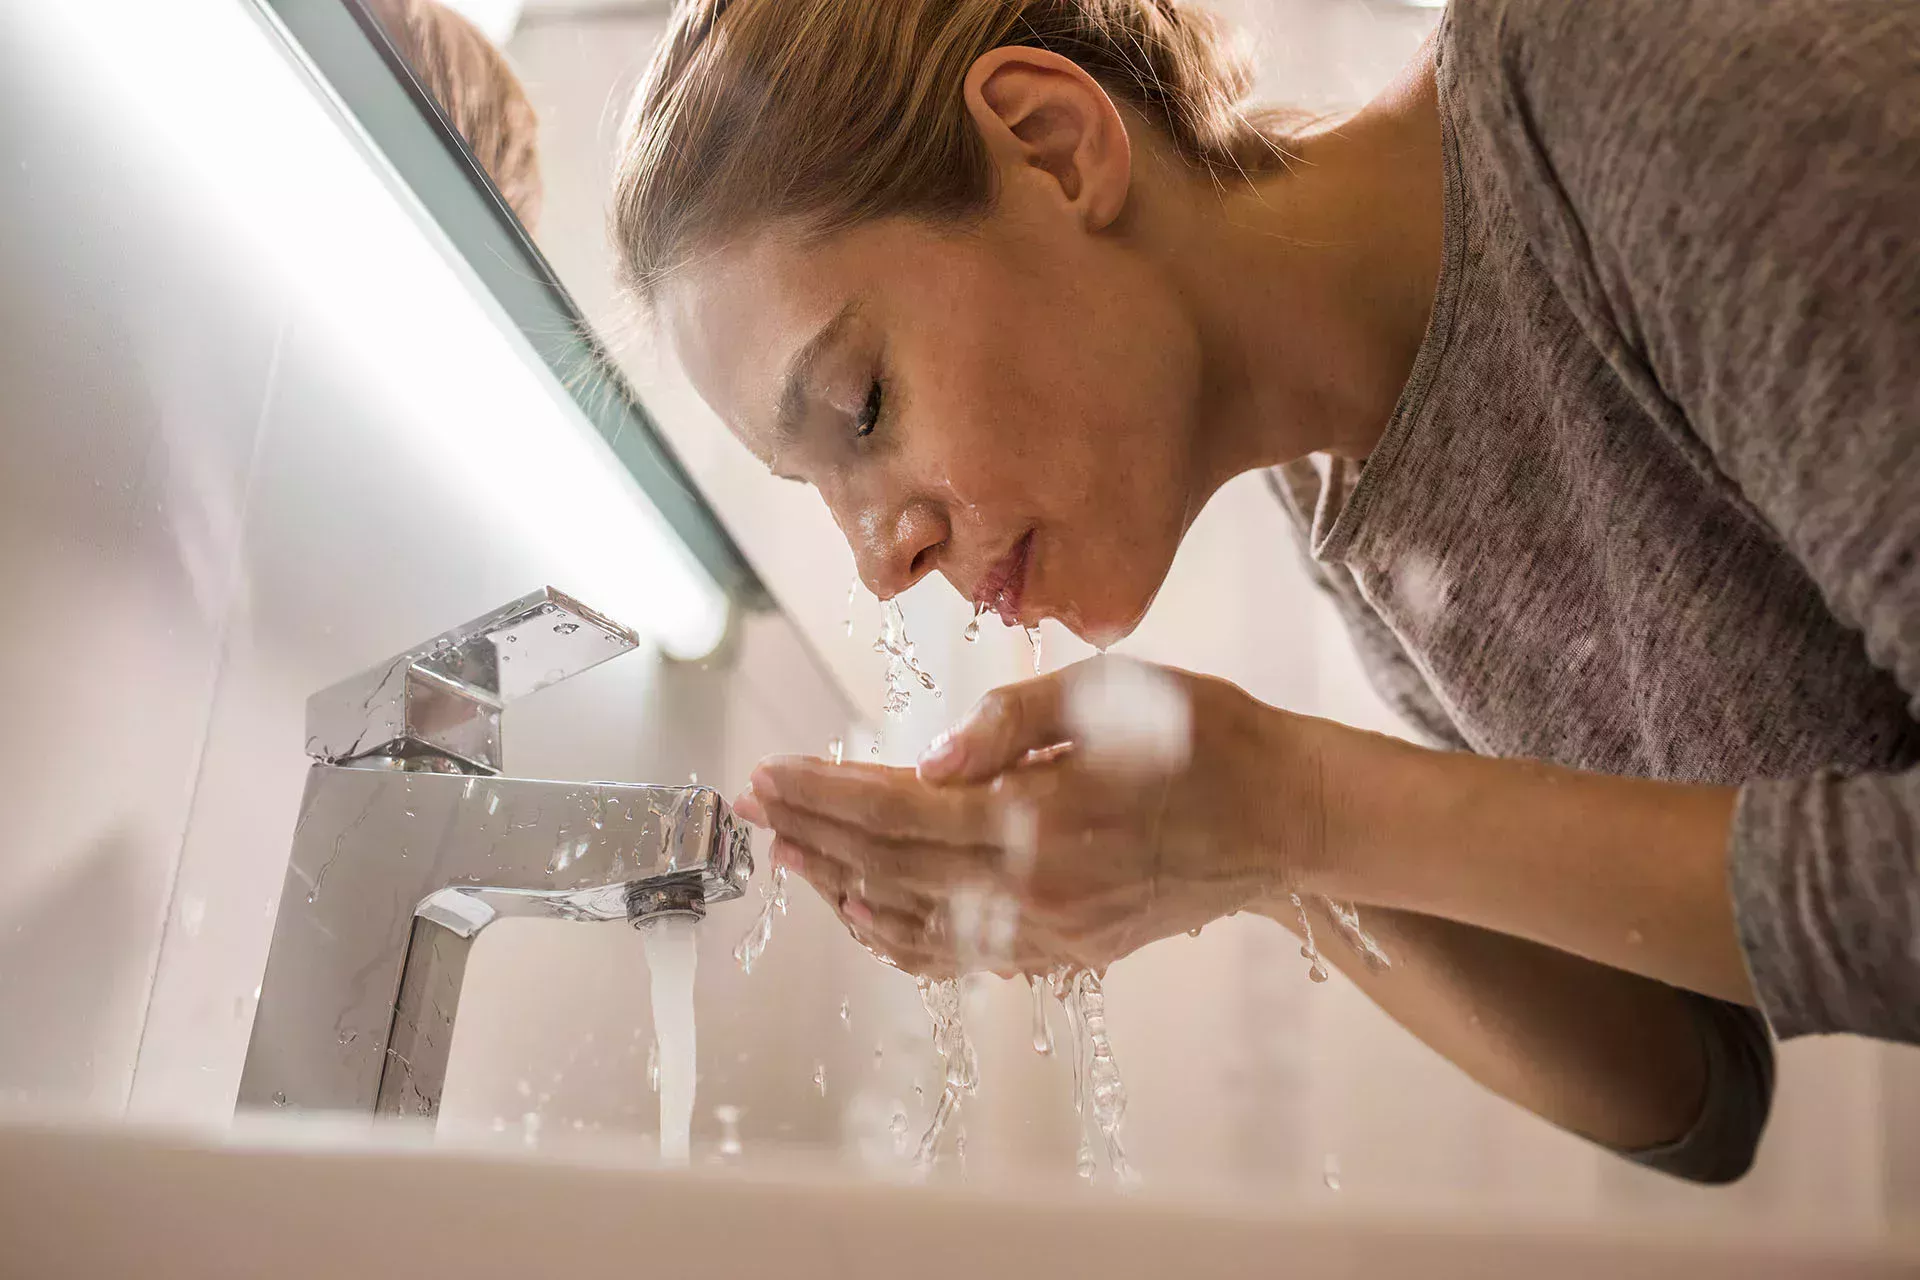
top-left (1462, 0), bottom-right (1920, 1041)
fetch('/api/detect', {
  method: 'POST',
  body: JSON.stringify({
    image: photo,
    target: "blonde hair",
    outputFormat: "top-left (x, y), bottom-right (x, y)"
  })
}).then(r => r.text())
top-left (612, 0), bottom-right (1294, 298)
top-left (371, 0), bottom-right (545, 230)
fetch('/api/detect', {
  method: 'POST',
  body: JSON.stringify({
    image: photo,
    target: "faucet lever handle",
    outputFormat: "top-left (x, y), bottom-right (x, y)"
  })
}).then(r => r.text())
top-left (304, 587), bottom-right (640, 773)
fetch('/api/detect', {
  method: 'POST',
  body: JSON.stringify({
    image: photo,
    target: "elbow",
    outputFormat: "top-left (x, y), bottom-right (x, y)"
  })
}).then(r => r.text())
top-left (1623, 1000), bottom-right (1775, 1186)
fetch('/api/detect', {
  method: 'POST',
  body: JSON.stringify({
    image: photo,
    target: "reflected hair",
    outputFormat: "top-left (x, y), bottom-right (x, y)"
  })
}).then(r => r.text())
top-left (369, 0), bottom-right (545, 230)
top-left (611, 0), bottom-right (1299, 300)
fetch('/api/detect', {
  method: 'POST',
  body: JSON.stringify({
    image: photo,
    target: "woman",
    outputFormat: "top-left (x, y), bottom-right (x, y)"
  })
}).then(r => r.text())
top-left (612, 0), bottom-right (1919, 1184)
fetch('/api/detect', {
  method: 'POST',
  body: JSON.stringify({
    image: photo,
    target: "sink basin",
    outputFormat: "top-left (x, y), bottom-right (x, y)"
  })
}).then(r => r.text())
top-left (1, 1117), bottom-right (1912, 1279)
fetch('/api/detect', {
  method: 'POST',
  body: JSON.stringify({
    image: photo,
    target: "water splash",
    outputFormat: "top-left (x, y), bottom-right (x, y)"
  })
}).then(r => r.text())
top-left (1070, 970), bottom-right (1137, 1184)
top-left (875, 599), bottom-right (941, 715)
top-left (913, 977), bottom-right (980, 1172)
top-left (963, 602), bottom-right (985, 644)
top-left (1025, 625), bottom-right (1043, 675)
top-left (732, 863), bottom-right (789, 974)
top-left (641, 917), bottom-right (698, 1165)
top-left (1050, 969), bottom-right (1095, 1179)
top-left (1322, 898), bottom-right (1390, 971)
top-left (1290, 892), bottom-right (1330, 983)
top-left (1028, 973), bottom-right (1054, 1056)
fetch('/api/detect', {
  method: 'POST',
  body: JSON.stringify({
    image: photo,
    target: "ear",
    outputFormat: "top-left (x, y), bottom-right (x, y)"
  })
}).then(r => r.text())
top-left (963, 46), bottom-right (1133, 232)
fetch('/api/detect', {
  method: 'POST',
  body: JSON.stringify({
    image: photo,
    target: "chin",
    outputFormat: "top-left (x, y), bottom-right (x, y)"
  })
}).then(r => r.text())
top-left (1059, 583), bottom-right (1161, 652)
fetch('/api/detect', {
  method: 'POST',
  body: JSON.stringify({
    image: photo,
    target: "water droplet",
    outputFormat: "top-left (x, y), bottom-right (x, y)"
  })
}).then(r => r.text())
top-left (963, 602), bottom-right (985, 644)
top-left (1025, 626), bottom-right (1043, 675)
top-left (1323, 1154), bottom-right (1342, 1191)
top-left (844, 576), bottom-right (860, 638)
top-left (553, 622), bottom-right (579, 635)
top-left (504, 634), bottom-right (518, 643)
top-left (688, 772), bottom-right (699, 785)
top-left (1029, 974), bottom-right (1054, 1056)
top-left (839, 998), bottom-right (851, 1026)
top-left (1291, 892), bottom-right (1330, 983)
top-left (271, 1091), bottom-right (288, 1108)
top-left (1626, 927), bottom-right (1644, 946)
top-left (1187, 925), bottom-right (1203, 938)
top-left (873, 1040), bottom-right (884, 1068)
top-left (813, 1062), bottom-right (826, 1096)
top-left (1076, 1139), bottom-right (1095, 1179)
top-left (827, 736), bottom-right (844, 765)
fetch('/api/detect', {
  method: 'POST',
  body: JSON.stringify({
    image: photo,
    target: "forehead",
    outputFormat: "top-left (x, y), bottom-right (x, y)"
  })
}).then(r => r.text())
top-left (657, 226), bottom-right (864, 455)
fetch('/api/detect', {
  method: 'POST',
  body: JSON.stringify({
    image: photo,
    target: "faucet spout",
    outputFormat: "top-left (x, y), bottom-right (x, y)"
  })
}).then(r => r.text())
top-left (238, 766), bottom-right (750, 1120)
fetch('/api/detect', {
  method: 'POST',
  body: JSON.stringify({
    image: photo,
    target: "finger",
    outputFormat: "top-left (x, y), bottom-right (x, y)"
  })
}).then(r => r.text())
top-left (916, 671), bottom-right (1074, 786)
top-left (761, 797), bottom-right (998, 893)
top-left (773, 835), bottom-right (931, 916)
top-left (752, 756), bottom-right (996, 845)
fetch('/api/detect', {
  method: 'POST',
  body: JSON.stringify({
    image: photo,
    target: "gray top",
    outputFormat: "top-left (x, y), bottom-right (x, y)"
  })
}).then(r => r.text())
top-left (1271, 0), bottom-right (1919, 1180)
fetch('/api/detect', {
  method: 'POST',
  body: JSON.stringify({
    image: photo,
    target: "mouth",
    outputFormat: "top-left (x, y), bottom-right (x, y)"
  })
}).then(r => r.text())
top-left (974, 529), bottom-right (1034, 627)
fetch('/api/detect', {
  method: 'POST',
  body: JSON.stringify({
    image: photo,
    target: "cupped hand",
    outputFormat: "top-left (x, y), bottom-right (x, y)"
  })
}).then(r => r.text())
top-left (732, 658), bottom-right (1337, 978)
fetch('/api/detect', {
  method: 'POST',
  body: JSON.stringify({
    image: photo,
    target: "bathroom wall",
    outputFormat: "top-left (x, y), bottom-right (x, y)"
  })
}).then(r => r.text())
top-left (0, 0), bottom-right (850, 1132)
top-left (499, 0), bottom-right (1916, 1234)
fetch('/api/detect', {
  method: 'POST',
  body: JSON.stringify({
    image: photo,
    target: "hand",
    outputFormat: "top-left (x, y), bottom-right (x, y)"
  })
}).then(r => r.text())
top-left (732, 658), bottom-right (1337, 978)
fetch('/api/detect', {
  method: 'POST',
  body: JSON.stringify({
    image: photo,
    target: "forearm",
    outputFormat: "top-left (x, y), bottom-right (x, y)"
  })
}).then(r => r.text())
top-left (1300, 726), bottom-right (1757, 1006)
top-left (1258, 899), bottom-right (1709, 1151)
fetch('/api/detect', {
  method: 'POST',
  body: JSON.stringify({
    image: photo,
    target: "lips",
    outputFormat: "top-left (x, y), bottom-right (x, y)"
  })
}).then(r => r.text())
top-left (974, 529), bottom-right (1034, 626)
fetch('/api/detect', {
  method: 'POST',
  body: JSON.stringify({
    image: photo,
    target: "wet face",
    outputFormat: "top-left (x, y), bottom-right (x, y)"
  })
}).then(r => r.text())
top-left (660, 200), bottom-right (1207, 645)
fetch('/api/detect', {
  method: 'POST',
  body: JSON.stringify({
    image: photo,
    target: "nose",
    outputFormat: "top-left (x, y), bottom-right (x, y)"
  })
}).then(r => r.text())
top-left (842, 493), bottom-right (948, 600)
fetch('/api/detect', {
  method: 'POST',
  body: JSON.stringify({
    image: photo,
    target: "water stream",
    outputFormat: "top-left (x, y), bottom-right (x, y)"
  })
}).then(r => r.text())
top-left (642, 915), bottom-right (698, 1164)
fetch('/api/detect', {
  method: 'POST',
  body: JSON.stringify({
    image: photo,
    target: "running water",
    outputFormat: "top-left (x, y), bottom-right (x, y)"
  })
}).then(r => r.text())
top-left (1322, 898), bottom-right (1391, 971)
top-left (1290, 892), bottom-right (1330, 983)
top-left (875, 599), bottom-right (941, 715)
top-left (913, 977), bottom-right (979, 1172)
top-left (641, 916), bottom-right (699, 1164)
top-left (963, 602), bottom-right (986, 644)
top-left (646, 1040), bottom-right (660, 1093)
top-left (1024, 625), bottom-right (1043, 674)
top-left (1069, 970), bottom-right (1137, 1184)
top-left (1029, 974), bottom-right (1055, 1056)
top-left (1050, 969), bottom-right (1096, 1179)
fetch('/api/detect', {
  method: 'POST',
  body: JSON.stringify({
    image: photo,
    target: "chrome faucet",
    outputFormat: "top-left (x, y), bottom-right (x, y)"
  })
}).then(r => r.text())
top-left (238, 588), bottom-right (751, 1120)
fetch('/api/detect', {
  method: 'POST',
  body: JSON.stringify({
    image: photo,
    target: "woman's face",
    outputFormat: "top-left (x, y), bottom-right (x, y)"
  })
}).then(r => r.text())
top-left (660, 191), bottom-right (1209, 646)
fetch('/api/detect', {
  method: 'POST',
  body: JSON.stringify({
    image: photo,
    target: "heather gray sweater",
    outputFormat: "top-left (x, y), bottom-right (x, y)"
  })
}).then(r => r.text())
top-left (1271, 0), bottom-right (1919, 1181)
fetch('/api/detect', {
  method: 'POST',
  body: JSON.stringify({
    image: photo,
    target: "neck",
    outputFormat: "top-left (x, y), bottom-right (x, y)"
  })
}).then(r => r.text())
top-left (1170, 44), bottom-right (1444, 499)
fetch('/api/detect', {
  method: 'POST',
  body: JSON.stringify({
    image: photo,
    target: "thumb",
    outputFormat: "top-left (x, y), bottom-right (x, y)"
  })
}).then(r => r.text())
top-left (916, 671), bottom-right (1072, 786)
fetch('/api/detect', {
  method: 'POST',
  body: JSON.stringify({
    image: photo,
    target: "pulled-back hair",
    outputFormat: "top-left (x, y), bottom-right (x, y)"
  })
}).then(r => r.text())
top-left (612, 0), bottom-right (1293, 298)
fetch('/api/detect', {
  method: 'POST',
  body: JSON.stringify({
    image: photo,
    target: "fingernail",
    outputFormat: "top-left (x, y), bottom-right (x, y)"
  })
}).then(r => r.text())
top-left (749, 766), bottom-right (781, 803)
top-left (917, 730), bottom-right (966, 779)
top-left (843, 899), bottom-right (875, 929)
top-left (732, 786), bottom-right (766, 826)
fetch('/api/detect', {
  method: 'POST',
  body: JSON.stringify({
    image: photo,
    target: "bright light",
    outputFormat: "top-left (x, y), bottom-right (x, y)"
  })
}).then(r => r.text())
top-left (45, 0), bottom-right (730, 659)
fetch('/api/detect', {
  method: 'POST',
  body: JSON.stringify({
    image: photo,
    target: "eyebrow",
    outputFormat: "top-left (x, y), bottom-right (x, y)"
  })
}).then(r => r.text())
top-left (774, 299), bottom-right (861, 442)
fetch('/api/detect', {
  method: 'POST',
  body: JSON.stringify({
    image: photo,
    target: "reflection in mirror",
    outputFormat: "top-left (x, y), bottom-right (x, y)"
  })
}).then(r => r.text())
top-left (363, 0), bottom-right (543, 229)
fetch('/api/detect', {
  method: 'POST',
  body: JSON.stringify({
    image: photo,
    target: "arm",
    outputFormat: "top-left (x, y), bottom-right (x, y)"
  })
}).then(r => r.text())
top-left (1268, 463), bottom-right (1771, 1177)
top-left (1256, 900), bottom-right (1768, 1182)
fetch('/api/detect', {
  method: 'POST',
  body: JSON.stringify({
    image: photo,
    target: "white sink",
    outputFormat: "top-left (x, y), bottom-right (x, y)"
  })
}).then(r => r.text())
top-left (2, 1118), bottom-right (1913, 1279)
